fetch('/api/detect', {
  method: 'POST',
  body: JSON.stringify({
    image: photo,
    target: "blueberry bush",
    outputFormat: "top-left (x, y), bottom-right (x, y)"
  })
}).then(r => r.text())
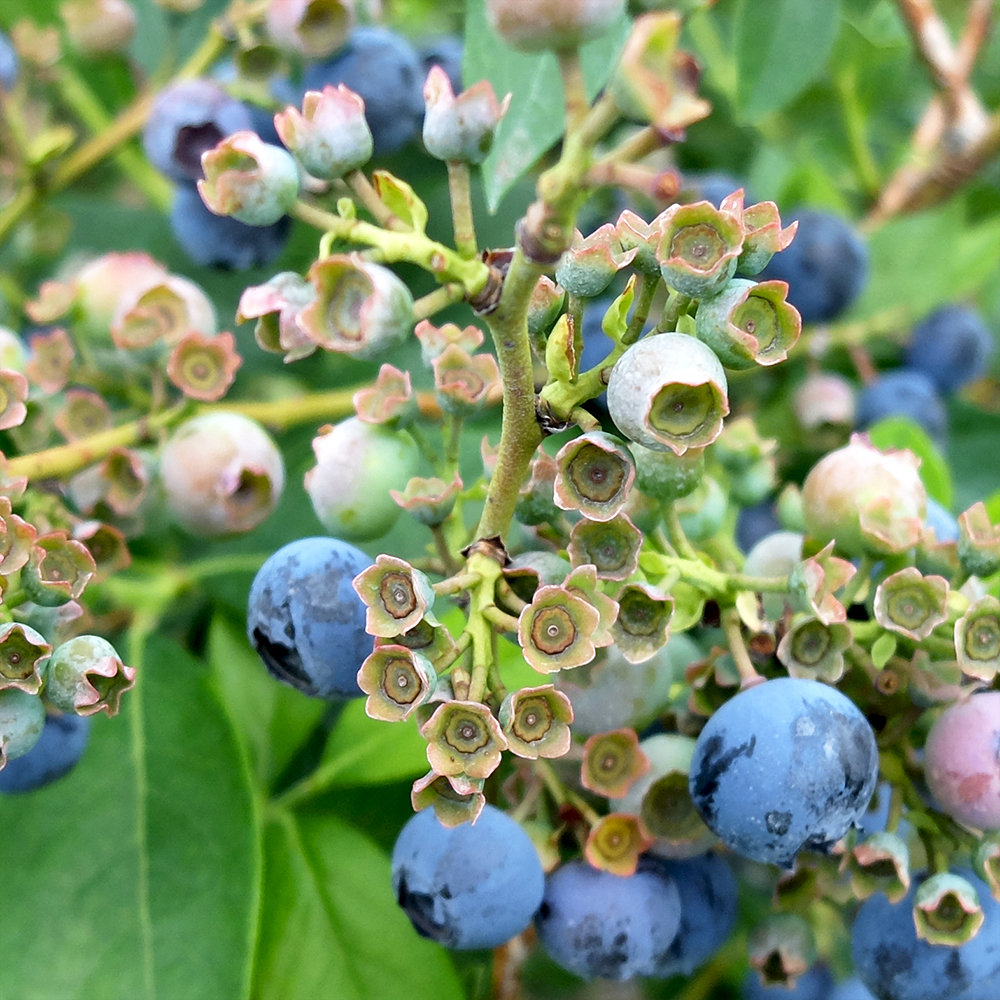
top-left (1, 1), bottom-right (999, 998)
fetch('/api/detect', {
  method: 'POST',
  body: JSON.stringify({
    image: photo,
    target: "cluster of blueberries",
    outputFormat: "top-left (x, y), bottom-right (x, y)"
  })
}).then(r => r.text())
top-left (142, 27), bottom-right (462, 270)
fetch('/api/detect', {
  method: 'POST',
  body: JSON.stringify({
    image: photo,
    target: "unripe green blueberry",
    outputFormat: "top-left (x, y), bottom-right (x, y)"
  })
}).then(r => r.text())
top-left (802, 435), bottom-right (926, 557)
top-left (486, 0), bottom-right (625, 53)
top-left (606, 333), bottom-right (729, 455)
top-left (305, 417), bottom-right (419, 542)
top-left (0, 689), bottom-right (45, 768)
top-left (160, 412), bottom-right (285, 537)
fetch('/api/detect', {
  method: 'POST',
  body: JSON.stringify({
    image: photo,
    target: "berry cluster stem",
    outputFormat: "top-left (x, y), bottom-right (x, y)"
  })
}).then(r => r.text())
top-left (446, 161), bottom-right (478, 259)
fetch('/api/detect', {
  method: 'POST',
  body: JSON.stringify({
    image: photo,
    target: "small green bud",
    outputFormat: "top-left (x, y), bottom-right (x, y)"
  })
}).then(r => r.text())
top-left (747, 913), bottom-right (817, 988)
top-left (913, 872), bottom-right (984, 946)
top-left (631, 442), bottom-right (704, 502)
top-left (563, 564), bottom-right (619, 648)
top-left (975, 837), bottom-right (1000, 902)
top-left (553, 431), bottom-right (635, 521)
top-left (958, 502), bottom-right (1000, 577)
top-left (777, 615), bottom-right (851, 683)
top-left (486, 0), bottom-right (625, 53)
top-left (788, 541), bottom-right (856, 625)
top-left (22, 532), bottom-right (96, 608)
top-left (676, 475), bottom-right (726, 543)
top-left (555, 225), bottom-right (637, 299)
top-left (518, 585), bottom-right (600, 674)
top-left (166, 330), bottom-right (242, 402)
top-left (391, 474), bottom-right (462, 528)
top-left (410, 771), bottom-right (485, 828)
top-left (0, 496), bottom-right (37, 574)
top-left (568, 513), bottom-right (643, 581)
top-left (354, 364), bottom-right (417, 427)
top-left (611, 582), bottom-right (673, 664)
top-left (848, 831), bottom-right (911, 903)
top-left (237, 271), bottom-right (317, 364)
top-left (423, 67), bottom-right (510, 165)
top-left (198, 131), bottom-right (299, 226)
top-left (353, 554), bottom-right (435, 639)
top-left (498, 684), bottom-right (574, 759)
top-left (432, 344), bottom-right (500, 415)
top-left (0, 368), bottom-right (28, 431)
top-left (584, 813), bottom-right (653, 877)
top-left (654, 201), bottom-right (743, 298)
top-left (0, 622), bottom-right (52, 695)
top-left (732, 193), bottom-right (798, 275)
top-left (413, 319), bottom-right (483, 367)
top-left (46, 634), bottom-right (135, 717)
top-left (357, 645), bottom-right (436, 722)
top-left (873, 567), bottom-right (949, 641)
top-left (516, 450), bottom-right (560, 527)
top-left (581, 727), bottom-right (650, 798)
top-left (695, 278), bottom-right (801, 369)
top-left (420, 700), bottom-right (507, 780)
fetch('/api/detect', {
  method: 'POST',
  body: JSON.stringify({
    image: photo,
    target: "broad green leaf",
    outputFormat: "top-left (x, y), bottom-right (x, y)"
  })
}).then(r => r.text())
top-left (314, 697), bottom-right (428, 790)
top-left (867, 416), bottom-right (953, 509)
top-left (853, 202), bottom-right (1000, 321)
top-left (734, 0), bottom-right (842, 122)
top-left (464, 0), bottom-right (631, 212)
top-left (208, 614), bottom-right (327, 792)
top-left (253, 810), bottom-right (463, 1000)
top-left (0, 634), bottom-right (258, 1000)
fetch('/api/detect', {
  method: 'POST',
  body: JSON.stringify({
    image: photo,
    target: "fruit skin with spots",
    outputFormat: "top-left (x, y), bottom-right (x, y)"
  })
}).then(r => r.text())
top-left (535, 858), bottom-right (682, 980)
top-left (247, 536), bottom-right (372, 700)
top-left (924, 691), bottom-right (1000, 831)
top-left (688, 677), bottom-right (879, 867)
top-left (390, 803), bottom-right (544, 950)
top-left (852, 870), bottom-right (1000, 1000)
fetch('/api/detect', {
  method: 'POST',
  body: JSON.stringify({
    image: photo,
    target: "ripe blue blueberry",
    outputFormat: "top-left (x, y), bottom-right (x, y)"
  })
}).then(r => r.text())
top-left (906, 304), bottom-right (994, 393)
top-left (170, 184), bottom-right (291, 271)
top-left (831, 979), bottom-right (877, 1000)
top-left (689, 677), bottom-right (879, 867)
top-left (742, 965), bottom-right (835, 1000)
top-left (855, 369), bottom-right (947, 445)
top-left (0, 29), bottom-right (18, 91)
top-left (302, 27), bottom-right (425, 155)
top-left (759, 210), bottom-right (868, 323)
top-left (390, 804), bottom-right (544, 950)
top-left (418, 35), bottom-right (463, 94)
top-left (924, 498), bottom-right (959, 544)
top-left (535, 860), bottom-right (682, 980)
top-left (0, 713), bottom-right (90, 794)
top-left (143, 78), bottom-right (253, 182)
top-left (852, 871), bottom-right (1000, 1000)
top-left (247, 536), bottom-right (372, 700)
top-left (643, 854), bottom-right (739, 977)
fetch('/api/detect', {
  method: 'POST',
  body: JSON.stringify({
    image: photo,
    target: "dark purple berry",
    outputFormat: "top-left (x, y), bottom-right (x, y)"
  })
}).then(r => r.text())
top-left (0, 713), bottom-right (90, 794)
top-left (0, 29), bottom-right (18, 91)
top-left (418, 35), bottom-right (463, 94)
top-left (302, 27), bottom-right (425, 155)
top-left (906, 304), bottom-right (994, 393)
top-left (855, 369), bottom-right (947, 446)
top-left (170, 184), bottom-right (291, 271)
top-left (759, 210), bottom-right (868, 324)
top-left (143, 79), bottom-right (253, 182)
top-left (742, 965), bottom-right (835, 1000)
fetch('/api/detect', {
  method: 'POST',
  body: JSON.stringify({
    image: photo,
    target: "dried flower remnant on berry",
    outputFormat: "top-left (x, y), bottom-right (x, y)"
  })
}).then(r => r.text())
top-left (518, 585), bottom-right (600, 674)
top-left (581, 728), bottom-right (649, 798)
top-left (353, 554), bottom-right (436, 638)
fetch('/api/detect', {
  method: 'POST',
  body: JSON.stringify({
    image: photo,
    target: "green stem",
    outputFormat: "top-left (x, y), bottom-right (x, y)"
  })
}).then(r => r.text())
top-left (346, 169), bottom-right (406, 230)
top-left (483, 606), bottom-right (520, 634)
top-left (52, 64), bottom-right (173, 210)
top-left (656, 292), bottom-right (692, 332)
top-left (290, 200), bottom-right (489, 296)
top-left (557, 48), bottom-right (589, 133)
top-left (466, 553), bottom-right (502, 703)
top-left (842, 555), bottom-right (875, 608)
top-left (728, 573), bottom-right (792, 594)
top-left (446, 160), bottom-right (478, 259)
top-left (475, 250), bottom-right (544, 541)
top-left (433, 572), bottom-right (480, 596)
top-left (721, 607), bottom-right (764, 688)
top-left (431, 524), bottom-right (461, 576)
top-left (663, 501), bottom-right (698, 560)
top-left (413, 282), bottom-right (465, 321)
top-left (622, 271), bottom-right (661, 345)
top-left (444, 414), bottom-right (463, 478)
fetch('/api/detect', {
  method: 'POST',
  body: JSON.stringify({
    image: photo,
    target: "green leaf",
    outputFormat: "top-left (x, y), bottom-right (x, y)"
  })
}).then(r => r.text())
top-left (208, 614), bottom-right (327, 792)
top-left (0, 633), bottom-right (258, 1000)
top-left (867, 415), bottom-right (953, 509)
top-left (734, 0), bottom-right (842, 122)
top-left (314, 698), bottom-right (429, 790)
top-left (871, 631), bottom-right (898, 670)
top-left (464, 0), bottom-right (631, 212)
top-left (253, 810), bottom-right (463, 1000)
top-left (853, 202), bottom-right (1000, 321)
top-left (372, 171), bottom-right (429, 234)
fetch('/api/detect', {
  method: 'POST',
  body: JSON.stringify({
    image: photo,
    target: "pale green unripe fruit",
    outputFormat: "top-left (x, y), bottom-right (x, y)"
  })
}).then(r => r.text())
top-left (305, 417), bottom-right (419, 542)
